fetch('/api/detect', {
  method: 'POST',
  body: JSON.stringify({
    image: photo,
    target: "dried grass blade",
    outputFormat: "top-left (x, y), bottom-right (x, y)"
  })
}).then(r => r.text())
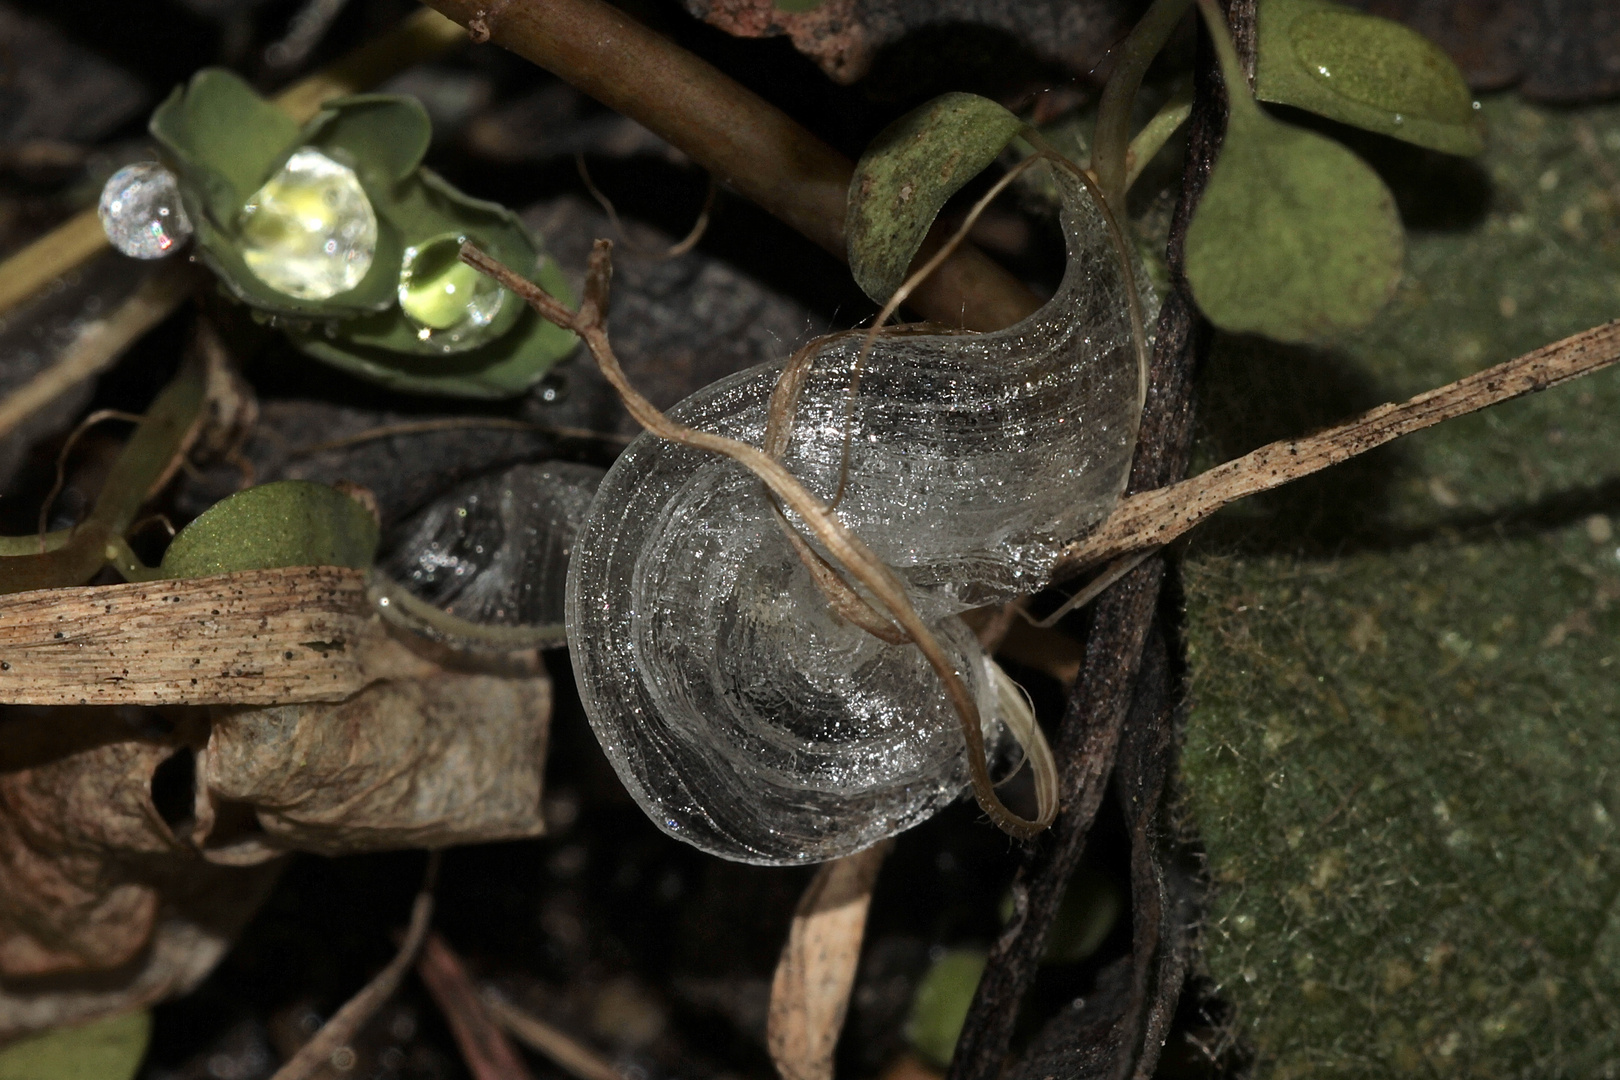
top-left (0, 566), bottom-right (434, 705)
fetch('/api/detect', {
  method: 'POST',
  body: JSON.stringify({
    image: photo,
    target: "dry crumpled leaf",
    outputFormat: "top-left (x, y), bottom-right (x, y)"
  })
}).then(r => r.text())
top-left (0, 709), bottom-right (279, 1037)
top-left (199, 669), bottom-right (551, 857)
top-left (680, 0), bottom-right (1136, 85)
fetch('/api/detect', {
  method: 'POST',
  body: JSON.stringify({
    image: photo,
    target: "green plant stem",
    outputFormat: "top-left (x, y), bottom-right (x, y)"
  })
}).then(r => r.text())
top-left (1125, 80), bottom-right (1194, 190)
top-left (1196, 0), bottom-right (1261, 123)
top-left (0, 357), bottom-right (207, 595)
top-left (420, 0), bottom-right (1041, 332)
top-left (1093, 0), bottom-right (1195, 206)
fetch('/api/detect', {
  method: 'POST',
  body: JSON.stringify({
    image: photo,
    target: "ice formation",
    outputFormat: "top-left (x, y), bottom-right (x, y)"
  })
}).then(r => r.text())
top-left (566, 166), bottom-right (1152, 864)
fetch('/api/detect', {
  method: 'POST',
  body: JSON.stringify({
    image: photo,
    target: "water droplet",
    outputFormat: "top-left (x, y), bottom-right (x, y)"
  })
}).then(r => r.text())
top-left (98, 163), bottom-right (192, 259)
top-left (237, 147), bottom-right (377, 300)
top-left (398, 232), bottom-right (505, 349)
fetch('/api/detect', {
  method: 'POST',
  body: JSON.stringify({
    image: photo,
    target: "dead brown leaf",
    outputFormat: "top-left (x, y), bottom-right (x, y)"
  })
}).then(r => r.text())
top-left (0, 710), bottom-right (279, 1037)
top-left (199, 669), bottom-right (550, 856)
top-left (767, 843), bottom-right (889, 1080)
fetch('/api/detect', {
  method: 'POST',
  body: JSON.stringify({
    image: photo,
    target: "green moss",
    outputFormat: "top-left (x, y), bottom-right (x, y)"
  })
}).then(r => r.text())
top-left (1180, 93), bottom-right (1620, 1075)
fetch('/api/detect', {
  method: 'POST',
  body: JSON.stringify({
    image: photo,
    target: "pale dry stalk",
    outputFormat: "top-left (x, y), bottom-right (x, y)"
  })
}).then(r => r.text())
top-left (1057, 317), bottom-right (1620, 576)
top-left (768, 843), bottom-right (890, 1080)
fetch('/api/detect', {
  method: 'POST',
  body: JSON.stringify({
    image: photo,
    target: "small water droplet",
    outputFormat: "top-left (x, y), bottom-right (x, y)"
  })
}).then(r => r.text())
top-left (398, 232), bottom-right (506, 350)
top-left (98, 163), bottom-right (192, 259)
top-left (238, 147), bottom-right (377, 300)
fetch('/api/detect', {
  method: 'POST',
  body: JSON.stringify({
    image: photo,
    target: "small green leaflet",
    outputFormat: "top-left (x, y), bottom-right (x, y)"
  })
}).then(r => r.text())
top-left (160, 480), bottom-right (380, 579)
top-left (905, 947), bottom-right (988, 1068)
top-left (0, 1011), bottom-right (150, 1080)
top-left (1185, 0), bottom-right (1404, 343)
top-left (1256, 0), bottom-right (1483, 156)
top-left (847, 93), bottom-right (1026, 305)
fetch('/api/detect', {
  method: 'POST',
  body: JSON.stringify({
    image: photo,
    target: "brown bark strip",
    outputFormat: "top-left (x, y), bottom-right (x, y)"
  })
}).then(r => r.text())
top-left (946, 0), bottom-right (1233, 1072)
top-left (417, 932), bottom-right (537, 1080)
top-left (1058, 316), bottom-right (1620, 576)
top-left (420, 0), bottom-right (1039, 332)
top-left (767, 842), bottom-right (889, 1080)
top-left (0, 566), bottom-right (433, 706)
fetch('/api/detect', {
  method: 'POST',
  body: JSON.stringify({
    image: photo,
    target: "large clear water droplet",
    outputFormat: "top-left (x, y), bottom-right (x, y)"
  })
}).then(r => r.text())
top-left (237, 147), bottom-right (377, 300)
top-left (98, 163), bottom-right (192, 260)
top-left (398, 232), bottom-right (506, 349)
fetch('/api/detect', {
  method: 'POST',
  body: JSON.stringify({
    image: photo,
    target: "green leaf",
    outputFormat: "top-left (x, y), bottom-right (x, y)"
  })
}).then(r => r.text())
top-left (1184, 6), bottom-right (1403, 345)
top-left (847, 92), bottom-right (1026, 304)
top-left (306, 94), bottom-right (433, 190)
top-left (0, 1011), bottom-right (150, 1080)
top-left (905, 948), bottom-right (987, 1068)
top-left (290, 256), bottom-right (578, 398)
top-left (1256, 0), bottom-right (1483, 156)
top-left (1185, 108), bottom-right (1403, 342)
top-left (150, 69), bottom-right (300, 225)
top-left (160, 480), bottom-right (379, 579)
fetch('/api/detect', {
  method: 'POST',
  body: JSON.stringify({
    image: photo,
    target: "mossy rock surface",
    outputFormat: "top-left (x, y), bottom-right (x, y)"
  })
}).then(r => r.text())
top-left (1181, 93), bottom-right (1620, 1075)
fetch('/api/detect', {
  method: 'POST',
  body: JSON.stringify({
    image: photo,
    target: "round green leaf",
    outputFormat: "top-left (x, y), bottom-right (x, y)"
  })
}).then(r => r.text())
top-left (160, 480), bottom-right (379, 579)
top-left (305, 94), bottom-right (433, 190)
top-left (0, 1011), bottom-right (150, 1080)
top-left (905, 948), bottom-right (987, 1068)
top-left (150, 69), bottom-right (300, 224)
top-left (1185, 104), bottom-right (1404, 343)
top-left (847, 92), bottom-right (1026, 304)
top-left (1256, 0), bottom-right (1483, 156)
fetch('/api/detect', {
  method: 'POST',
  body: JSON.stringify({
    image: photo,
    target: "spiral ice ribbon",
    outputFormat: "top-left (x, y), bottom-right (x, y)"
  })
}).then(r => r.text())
top-left (565, 165), bottom-right (1154, 864)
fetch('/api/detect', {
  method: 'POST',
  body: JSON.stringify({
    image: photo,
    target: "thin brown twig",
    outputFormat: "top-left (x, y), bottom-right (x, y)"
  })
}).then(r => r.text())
top-left (290, 416), bottom-right (631, 457)
top-left (416, 932), bottom-right (536, 1080)
top-left (483, 996), bottom-right (622, 1080)
top-left (1057, 318), bottom-right (1620, 577)
top-left (270, 852), bottom-right (440, 1080)
top-left (574, 153), bottom-right (718, 260)
top-left (462, 239), bottom-right (1055, 840)
top-left (0, 264), bottom-right (197, 443)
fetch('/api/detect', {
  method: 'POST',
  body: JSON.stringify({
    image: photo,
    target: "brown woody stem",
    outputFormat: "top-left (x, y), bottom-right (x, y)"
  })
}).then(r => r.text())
top-left (421, 0), bottom-right (1039, 331)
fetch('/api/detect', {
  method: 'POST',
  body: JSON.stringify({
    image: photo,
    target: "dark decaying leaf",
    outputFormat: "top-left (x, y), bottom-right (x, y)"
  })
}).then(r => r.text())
top-left (1184, 38), bottom-right (1404, 343)
top-left (679, 0), bottom-right (1139, 85)
top-left (200, 668), bottom-right (551, 857)
top-left (846, 93), bottom-right (1025, 305)
top-left (1255, 0), bottom-right (1483, 156)
top-left (158, 479), bottom-right (380, 580)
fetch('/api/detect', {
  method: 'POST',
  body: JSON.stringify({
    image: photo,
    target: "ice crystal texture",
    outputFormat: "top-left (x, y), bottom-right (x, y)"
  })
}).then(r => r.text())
top-left (383, 462), bottom-right (602, 631)
top-left (566, 168), bottom-right (1152, 864)
top-left (98, 163), bottom-right (192, 259)
top-left (238, 147), bottom-right (377, 300)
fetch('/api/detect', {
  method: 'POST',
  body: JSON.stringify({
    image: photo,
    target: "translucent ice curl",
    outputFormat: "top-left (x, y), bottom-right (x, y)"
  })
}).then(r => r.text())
top-left (565, 165), bottom-right (1155, 864)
